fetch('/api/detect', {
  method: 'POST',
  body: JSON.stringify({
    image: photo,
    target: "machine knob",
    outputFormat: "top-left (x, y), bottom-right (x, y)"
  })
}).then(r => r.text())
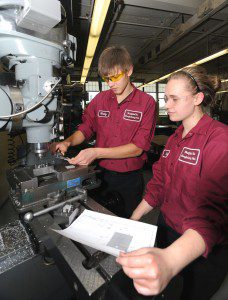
top-left (24, 211), bottom-right (34, 222)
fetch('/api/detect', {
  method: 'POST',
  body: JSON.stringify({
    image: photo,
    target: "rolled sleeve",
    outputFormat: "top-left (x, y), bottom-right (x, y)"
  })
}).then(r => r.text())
top-left (182, 128), bottom-right (228, 257)
top-left (78, 99), bottom-right (97, 140)
top-left (131, 97), bottom-right (156, 151)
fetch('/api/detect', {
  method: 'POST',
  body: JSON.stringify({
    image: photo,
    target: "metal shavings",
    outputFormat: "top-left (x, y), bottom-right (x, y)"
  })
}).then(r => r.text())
top-left (0, 220), bottom-right (36, 274)
top-left (0, 233), bottom-right (4, 252)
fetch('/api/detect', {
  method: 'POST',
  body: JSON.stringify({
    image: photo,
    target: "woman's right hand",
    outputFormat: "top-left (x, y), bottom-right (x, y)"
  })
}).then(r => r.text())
top-left (116, 247), bottom-right (174, 296)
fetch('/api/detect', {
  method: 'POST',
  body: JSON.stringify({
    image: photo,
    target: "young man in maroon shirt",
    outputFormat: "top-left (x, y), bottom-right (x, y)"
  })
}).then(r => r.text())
top-left (51, 46), bottom-right (156, 218)
top-left (114, 66), bottom-right (228, 300)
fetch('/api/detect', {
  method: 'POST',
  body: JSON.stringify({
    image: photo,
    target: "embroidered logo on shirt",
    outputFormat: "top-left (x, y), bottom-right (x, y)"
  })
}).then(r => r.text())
top-left (162, 149), bottom-right (170, 158)
top-left (178, 147), bottom-right (200, 165)
top-left (123, 110), bottom-right (142, 122)
top-left (98, 110), bottom-right (110, 118)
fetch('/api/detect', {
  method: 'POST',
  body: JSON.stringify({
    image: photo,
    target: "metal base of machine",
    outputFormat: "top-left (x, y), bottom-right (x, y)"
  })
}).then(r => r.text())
top-left (29, 197), bottom-right (121, 299)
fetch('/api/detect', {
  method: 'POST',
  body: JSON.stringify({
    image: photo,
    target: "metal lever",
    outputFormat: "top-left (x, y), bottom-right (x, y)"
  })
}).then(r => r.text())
top-left (24, 188), bottom-right (87, 222)
top-left (82, 250), bottom-right (109, 270)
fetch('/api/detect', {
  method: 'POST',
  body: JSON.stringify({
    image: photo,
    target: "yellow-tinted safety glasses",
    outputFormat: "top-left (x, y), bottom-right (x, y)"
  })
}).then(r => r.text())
top-left (102, 71), bottom-right (125, 83)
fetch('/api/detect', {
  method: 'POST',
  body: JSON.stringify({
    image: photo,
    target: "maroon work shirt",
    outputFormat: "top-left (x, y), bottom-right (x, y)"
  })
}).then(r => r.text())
top-left (144, 114), bottom-right (228, 257)
top-left (78, 85), bottom-right (156, 172)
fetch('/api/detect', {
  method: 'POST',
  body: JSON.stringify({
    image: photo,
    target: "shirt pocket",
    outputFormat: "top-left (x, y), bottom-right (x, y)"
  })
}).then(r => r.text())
top-left (121, 119), bottom-right (140, 142)
top-left (178, 162), bottom-right (200, 209)
top-left (96, 117), bottom-right (112, 142)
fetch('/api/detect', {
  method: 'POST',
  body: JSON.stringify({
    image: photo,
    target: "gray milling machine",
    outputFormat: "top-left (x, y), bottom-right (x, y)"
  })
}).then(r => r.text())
top-left (0, 1), bottom-right (120, 298)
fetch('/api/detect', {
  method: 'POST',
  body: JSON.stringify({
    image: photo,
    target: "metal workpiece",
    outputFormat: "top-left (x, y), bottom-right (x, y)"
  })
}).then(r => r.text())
top-left (29, 197), bottom-right (120, 298)
top-left (32, 164), bottom-right (55, 177)
top-left (55, 164), bottom-right (90, 181)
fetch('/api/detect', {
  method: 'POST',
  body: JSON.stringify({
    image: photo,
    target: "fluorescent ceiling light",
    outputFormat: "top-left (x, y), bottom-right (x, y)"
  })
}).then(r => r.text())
top-left (217, 90), bottom-right (228, 94)
top-left (90, 0), bottom-right (111, 36)
top-left (140, 73), bottom-right (172, 87)
top-left (189, 49), bottom-right (228, 66)
top-left (84, 57), bottom-right (93, 69)
top-left (81, 76), bottom-right (87, 83)
top-left (140, 48), bottom-right (228, 88)
top-left (86, 36), bottom-right (99, 57)
top-left (82, 69), bottom-right (89, 78)
top-left (221, 79), bottom-right (228, 83)
top-left (80, 0), bottom-right (111, 84)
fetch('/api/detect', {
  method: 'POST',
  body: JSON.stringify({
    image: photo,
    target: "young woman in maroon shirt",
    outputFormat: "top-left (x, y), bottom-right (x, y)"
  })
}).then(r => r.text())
top-left (115, 66), bottom-right (228, 300)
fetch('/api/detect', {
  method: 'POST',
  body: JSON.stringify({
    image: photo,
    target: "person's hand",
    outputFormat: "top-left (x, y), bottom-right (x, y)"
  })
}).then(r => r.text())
top-left (116, 247), bottom-right (174, 296)
top-left (49, 141), bottom-right (70, 155)
top-left (68, 148), bottom-right (98, 165)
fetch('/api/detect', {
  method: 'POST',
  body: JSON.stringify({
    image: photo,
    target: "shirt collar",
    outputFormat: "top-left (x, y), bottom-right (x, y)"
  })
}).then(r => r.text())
top-left (127, 84), bottom-right (139, 103)
top-left (110, 83), bottom-right (139, 104)
top-left (175, 114), bottom-right (213, 138)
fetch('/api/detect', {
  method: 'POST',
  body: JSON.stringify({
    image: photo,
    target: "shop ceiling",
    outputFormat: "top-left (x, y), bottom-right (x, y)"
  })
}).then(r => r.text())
top-left (61, 0), bottom-right (228, 83)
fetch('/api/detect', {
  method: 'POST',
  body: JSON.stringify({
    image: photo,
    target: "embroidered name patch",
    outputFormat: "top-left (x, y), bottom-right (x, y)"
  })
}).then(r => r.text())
top-left (98, 110), bottom-right (110, 118)
top-left (123, 110), bottom-right (142, 122)
top-left (162, 149), bottom-right (170, 158)
top-left (178, 147), bottom-right (200, 165)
